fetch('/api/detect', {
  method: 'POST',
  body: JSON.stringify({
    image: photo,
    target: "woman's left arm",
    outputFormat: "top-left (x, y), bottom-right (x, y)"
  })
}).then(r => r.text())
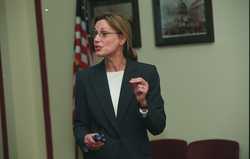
top-left (130, 65), bottom-right (166, 135)
top-left (143, 65), bottom-right (166, 135)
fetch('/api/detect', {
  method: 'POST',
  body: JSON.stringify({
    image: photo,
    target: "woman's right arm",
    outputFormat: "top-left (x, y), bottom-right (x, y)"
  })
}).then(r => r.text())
top-left (73, 71), bottom-right (104, 152)
top-left (73, 71), bottom-right (91, 152)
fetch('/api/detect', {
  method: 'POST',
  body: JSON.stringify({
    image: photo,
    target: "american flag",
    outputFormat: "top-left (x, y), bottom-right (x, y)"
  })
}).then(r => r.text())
top-left (73, 0), bottom-right (93, 124)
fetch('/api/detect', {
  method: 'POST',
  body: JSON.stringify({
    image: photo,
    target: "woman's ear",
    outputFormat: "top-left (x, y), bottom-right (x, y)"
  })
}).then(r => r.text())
top-left (120, 34), bottom-right (127, 45)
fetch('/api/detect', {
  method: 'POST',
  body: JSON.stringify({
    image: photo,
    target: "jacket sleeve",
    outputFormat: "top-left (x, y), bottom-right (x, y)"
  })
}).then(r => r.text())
top-left (73, 70), bottom-right (90, 154)
top-left (140, 65), bottom-right (166, 135)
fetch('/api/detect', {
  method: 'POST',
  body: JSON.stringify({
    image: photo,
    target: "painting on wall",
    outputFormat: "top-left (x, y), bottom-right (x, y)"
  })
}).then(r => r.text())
top-left (152, 0), bottom-right (214, 46)
top-left (89, 0), bottom-right (141, 48)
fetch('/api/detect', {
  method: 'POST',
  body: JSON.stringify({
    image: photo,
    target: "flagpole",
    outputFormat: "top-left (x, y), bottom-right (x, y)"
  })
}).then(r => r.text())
top-left (74, 0), bottom-right (93, 158)
top-left (75, 0), bottom-right (86, 157)
top-left (84, 0), bottom-right (89, 45)
top-left (75, 142), bottom-right (78, 159)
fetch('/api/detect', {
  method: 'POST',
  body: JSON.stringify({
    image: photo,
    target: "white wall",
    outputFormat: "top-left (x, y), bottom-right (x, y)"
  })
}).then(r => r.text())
top-left (0, 0), bottom-right (248, 159)
top-left (135, 1), bottom-right (249, 159)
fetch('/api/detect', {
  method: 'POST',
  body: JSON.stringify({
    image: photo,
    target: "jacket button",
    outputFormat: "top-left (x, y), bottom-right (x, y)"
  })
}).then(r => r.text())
top-left (116, 136), bottom-right (119, 140)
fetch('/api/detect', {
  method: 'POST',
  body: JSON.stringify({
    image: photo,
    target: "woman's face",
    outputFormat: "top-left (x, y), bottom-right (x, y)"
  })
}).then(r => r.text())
top-left (94, 19), bottom-right (125, 58)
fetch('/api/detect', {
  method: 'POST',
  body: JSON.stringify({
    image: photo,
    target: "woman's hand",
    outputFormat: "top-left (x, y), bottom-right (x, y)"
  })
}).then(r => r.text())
top-left (129, 77), bottom-right (148, 107)
top-left (84, 133), bottom-right (105, 150)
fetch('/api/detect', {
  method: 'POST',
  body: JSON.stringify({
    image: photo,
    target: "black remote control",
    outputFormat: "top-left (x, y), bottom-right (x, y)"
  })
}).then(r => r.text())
top-left (93, 133), bottom-right (105, 142)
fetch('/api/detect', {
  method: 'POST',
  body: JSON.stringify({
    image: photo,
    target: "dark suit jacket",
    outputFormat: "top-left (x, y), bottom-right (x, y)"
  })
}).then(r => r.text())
top-left (74, 57), bottom-right (166, 159)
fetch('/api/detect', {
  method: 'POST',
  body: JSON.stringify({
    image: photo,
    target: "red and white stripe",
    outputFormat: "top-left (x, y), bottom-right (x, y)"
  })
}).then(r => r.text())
top-left (73, 3), bottom-right (93, 124)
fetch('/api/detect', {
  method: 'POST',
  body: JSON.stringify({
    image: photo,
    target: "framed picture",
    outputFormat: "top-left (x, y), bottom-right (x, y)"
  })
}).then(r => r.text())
top-left (152, 0), bottom-right (214, 46)
top-left (88, 0), bottom-right (141, 48)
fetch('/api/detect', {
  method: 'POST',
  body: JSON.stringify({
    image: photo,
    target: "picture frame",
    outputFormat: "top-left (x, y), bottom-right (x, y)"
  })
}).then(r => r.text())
top-left (152, 0), bottom-right (214, 46)
top-left (88, 0), bottom-right (141, 48)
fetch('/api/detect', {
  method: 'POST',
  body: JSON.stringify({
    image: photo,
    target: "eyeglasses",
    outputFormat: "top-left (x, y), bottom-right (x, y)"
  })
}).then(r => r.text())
top-left (92, 31), bottom-right (122, 38)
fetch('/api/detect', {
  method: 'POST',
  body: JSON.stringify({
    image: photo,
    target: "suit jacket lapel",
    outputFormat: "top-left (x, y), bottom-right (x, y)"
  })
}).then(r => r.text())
top-left (89, 58), bottom-right (142, 131)
top-left (89, 60), bottom-right (119, 132)
top-left (117, 57), bottom-right (142, 125)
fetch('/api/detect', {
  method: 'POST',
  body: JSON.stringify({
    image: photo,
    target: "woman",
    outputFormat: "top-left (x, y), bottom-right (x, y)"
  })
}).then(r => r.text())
top-left (74, 12), bottom-right (166, 159)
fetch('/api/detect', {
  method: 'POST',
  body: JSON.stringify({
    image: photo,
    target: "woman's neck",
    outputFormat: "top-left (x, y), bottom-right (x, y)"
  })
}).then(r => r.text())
top-left (105, 56), bottom-right (126, 72)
